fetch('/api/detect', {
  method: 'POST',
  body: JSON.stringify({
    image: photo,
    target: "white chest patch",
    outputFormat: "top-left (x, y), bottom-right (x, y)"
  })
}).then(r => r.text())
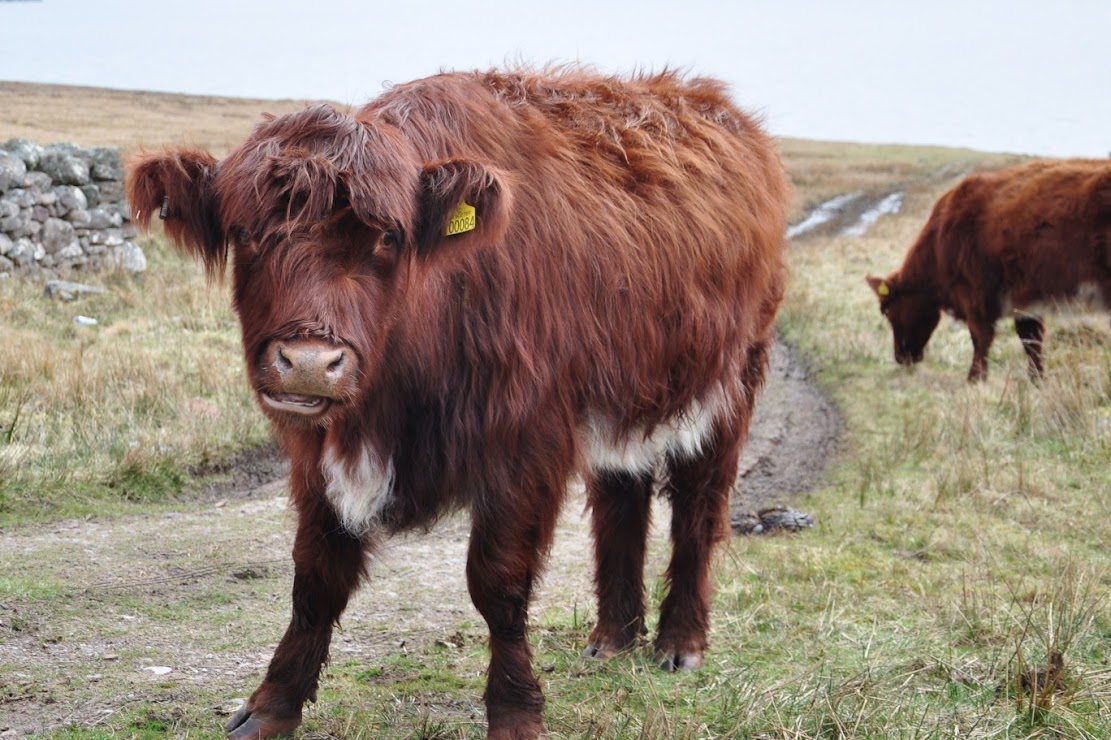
top-left (321, 444), bottom-right (395, 536)
top-left (580, 390), bottom-right (729, 475)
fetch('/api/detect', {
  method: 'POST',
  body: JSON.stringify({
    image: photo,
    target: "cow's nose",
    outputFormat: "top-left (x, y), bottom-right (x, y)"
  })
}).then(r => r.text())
top-left (264, 339), bottom-right (352, 397)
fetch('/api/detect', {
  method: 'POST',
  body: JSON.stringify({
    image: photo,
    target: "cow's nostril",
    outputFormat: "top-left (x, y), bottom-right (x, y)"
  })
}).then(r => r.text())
top-left (326, 352), bottom-right (346, 374)
top-left (275, 346), bottom-right (293, 372)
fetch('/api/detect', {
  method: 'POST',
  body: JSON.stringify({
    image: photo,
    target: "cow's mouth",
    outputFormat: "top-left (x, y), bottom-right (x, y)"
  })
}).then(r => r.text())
top-left (261, 392), bottom-right (331, 416)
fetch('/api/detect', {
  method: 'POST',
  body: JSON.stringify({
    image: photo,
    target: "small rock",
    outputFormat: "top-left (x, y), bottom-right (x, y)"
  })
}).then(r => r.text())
top-left (732, 506), bottom-right (816, 536)
top-left (53, 185), bottom-right (88, 213)
top-left (22, 171), bottom-right (52, 190)
top-left (40, 151), bottom-right (91, 186)
top-left (107, 241), bottom-right (147, 273)
top-left (2, 137), bottom-right (44, 169)
top-left (73, 315), bottom-right (98, 326)
top-left (40, 218), bottom-right (77, 254)
top-left (0, 153), bottom-right (27, 194)
top-left (43, 279), bottom-right (106, 301)
top-left (144, 666), bottom-right (173, 676)
top-left (89, 147), bottom-right (123, 181)
top-left (66, 208), bottom-right (92, 227)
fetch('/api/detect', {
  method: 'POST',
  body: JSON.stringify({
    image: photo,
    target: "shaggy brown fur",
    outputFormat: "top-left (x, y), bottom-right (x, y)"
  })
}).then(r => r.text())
top-left (128, 67), bottom-right (789, 739)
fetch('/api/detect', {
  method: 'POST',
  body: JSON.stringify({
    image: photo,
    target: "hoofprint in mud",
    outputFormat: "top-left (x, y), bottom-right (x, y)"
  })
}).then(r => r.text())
top-left (0, 339), bottom-right (834, 737)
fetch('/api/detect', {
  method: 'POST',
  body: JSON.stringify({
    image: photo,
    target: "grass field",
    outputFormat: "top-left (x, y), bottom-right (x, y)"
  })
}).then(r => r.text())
top-left (1, 81), bottom-right (1109, 738)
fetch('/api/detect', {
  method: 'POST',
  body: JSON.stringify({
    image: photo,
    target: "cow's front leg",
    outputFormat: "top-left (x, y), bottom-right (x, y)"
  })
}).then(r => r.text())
top-left (967, 320), bottom-right (997, 382)
top-left (227, 492), bottom-right (368, 739)
top-left (467, 491), bottom-right (561, 739)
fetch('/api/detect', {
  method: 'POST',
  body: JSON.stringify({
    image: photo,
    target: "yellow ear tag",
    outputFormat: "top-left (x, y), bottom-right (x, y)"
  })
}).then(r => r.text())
top-left (877, 281), bottom-right (890, 297)
top-left (445, 202), bottom-right (476, 236)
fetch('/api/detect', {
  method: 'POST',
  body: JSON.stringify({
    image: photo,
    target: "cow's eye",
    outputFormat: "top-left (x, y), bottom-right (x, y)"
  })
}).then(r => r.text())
top-left (382, 230), bottom-right (400, 248)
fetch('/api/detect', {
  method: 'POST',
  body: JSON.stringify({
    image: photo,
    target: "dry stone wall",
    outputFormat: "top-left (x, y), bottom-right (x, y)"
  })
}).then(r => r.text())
top-left (0, 138), bottom-right (146, 278)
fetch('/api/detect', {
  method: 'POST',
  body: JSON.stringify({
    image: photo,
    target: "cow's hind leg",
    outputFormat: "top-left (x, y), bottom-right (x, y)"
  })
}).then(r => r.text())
top-left (583, 468), bottom-right (654, 659)
top-left (227, 491), bottom-right (368, 739)
top-left (1015, 314), bottom-right (1045, 380)
top-left (467, 482), bottom-right (563, 739)
top-left (655, 416), bottom-right (743, 671)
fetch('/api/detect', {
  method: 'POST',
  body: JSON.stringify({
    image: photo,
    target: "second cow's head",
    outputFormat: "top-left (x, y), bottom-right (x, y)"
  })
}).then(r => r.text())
top-left (127, 104), bottom-right (512, 427)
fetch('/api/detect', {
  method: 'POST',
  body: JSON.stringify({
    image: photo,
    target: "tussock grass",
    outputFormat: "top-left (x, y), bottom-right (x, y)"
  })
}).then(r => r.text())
top-left (0, 238), bottom-right (269, 520)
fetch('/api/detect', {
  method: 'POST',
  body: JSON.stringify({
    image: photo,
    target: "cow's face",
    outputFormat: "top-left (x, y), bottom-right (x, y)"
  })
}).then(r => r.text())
top-left (127, 105), bottom-right (512, 428)
top-left (866, 274), bottom-right (940, 366)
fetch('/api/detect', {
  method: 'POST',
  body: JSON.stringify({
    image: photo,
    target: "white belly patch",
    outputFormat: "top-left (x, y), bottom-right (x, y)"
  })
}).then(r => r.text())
top-left (580, 390), bottom-right (729, 475)
top-left (1006, 281), bottom-right (1108, 317)
top-left (321, 443), bottom-right (394, 536)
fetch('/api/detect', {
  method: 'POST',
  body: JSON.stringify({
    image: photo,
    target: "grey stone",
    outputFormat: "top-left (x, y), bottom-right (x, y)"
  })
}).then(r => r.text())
top-left (40, 151), bottom-right (90, 186)
top-left (66, 208), bottom-right (92, 227)
top-left (9, 238), bottom-right (35, 266)
top-left (0, 255), bottom-right (12, 273)
top-left (41, 218), bottom-right (77, 254)
top-left (0, 213), bottom-right (23, 232)
top-left (58, 242), bottom-right (85, 260)
top-left (102, 229), bottom-right (124, 247)
top-left (96, 180), bottom-right (124, 204)
top-left (22, 171), bottom-right (52, 190)
top-left (53, 185), bottom-right (87, 212)
top-left (34, 190), bottom-right (58, 207)
top-left (0, 199), bottom-right (19, 219)
top-left (43, 142), bottom-right (82, 157)
top-left (0, 153), bottom-right (27, 193)
top-left (40, 253), bottom-right (55, 268)
top-left (0, 232), bottom-right (11, 255)
top-left (5, 188), bottom-right (35, 208)
top-left (23, 219), bottom-right (41, 239)
top-left (88, 205), bottom-right (122, 229)
top-left (44, 279), bottom-right (106, 300)
top-left (1, 138), bottom-right (43, 169)
top-left (85, 244), bottom-right (106, 255)
top-left (108, 241), bottom-right (147, 272)
top-left (32, 205), bottom-right (49, 222)
top-left (81, 184), bottom-right (100, 207)
top-left (89, 147), bottom-right (122, 181)
top-left (122, 223), bottom-right (138, 238)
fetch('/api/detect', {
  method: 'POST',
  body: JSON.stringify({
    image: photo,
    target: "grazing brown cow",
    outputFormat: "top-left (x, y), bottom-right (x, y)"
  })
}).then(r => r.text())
top-left (127, 67), bottom-right (788, 739)
top-left (868, 159), bottom-right (1111, 381)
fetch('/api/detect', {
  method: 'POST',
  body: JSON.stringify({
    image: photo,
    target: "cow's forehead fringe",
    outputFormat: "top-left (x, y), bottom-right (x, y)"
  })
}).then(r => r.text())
top-left (215, 103), bottom-right (420, 241)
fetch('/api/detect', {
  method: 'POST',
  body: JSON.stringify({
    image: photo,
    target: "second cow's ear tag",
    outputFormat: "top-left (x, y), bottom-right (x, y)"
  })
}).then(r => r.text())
top-left (445, 202), bottom-right (476, 236)
top-left (878, 281), bottom-right (890, 296)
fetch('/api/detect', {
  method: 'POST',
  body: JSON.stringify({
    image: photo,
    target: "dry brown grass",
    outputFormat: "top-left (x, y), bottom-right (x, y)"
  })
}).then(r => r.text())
top-left (0, 81), bottom-right (328, 155)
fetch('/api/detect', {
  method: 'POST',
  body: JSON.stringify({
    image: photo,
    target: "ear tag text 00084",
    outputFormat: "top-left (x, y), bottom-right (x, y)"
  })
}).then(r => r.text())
top-left (445, 202), bottom-right (476, 236)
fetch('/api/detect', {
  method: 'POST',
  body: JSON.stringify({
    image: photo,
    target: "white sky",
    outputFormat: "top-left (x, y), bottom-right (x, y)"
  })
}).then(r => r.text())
top-left (1, 0), bottom-right (1109, 157)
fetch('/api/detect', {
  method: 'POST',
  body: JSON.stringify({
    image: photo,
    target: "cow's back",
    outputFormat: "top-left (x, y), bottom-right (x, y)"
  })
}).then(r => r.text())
top-left (927, 160), bottom-right (1111, 306)
top-left (368, 69), bottom-right (789, 438)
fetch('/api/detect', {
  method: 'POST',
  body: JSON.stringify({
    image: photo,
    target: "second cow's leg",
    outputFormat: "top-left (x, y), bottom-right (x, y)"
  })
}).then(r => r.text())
top-left (1015, 314), bottom-right (1046, 380)
top-left (968, 320), bottom-right (997, 382)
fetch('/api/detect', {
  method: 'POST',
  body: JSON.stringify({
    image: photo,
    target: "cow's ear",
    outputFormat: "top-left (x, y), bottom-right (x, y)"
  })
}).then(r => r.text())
top-left (126, 148), bottom-right (226, 278)
top-left (415, 159), bottom-right (512, 260)
top-left (866, 274), bottom-right (892, 299)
